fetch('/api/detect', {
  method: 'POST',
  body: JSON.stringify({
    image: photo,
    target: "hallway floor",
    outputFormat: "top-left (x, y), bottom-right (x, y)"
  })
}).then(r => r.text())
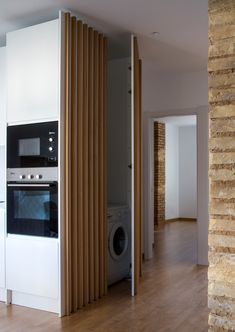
top-left (0, 221), bottom-right (208, 332)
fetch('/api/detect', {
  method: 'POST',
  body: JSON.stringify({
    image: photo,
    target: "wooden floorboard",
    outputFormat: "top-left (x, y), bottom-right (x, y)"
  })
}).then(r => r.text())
top-left (0, 221), bottom-right (208, 331)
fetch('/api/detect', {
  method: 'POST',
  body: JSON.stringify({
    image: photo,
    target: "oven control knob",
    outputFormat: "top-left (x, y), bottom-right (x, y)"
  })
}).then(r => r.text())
top-left (27, 174), bottom-right (34, 179)
top-left (49, 146), bottom-right (53, 152)
top-left (36, 174), bottom-right (43, 180)
top-left (19, 175), bottom-right (26, 180)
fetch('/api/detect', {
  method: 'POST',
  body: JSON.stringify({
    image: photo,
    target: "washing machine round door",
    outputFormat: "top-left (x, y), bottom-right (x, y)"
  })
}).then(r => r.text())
top-left (109, 222), bottom-right (128, 261)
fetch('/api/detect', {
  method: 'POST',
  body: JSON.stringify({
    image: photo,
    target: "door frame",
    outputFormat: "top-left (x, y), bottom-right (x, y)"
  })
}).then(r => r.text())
top-left (143, 106), bottom-right (209, 265)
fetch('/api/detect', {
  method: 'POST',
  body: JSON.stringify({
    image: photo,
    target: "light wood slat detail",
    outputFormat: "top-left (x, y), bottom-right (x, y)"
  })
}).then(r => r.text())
top-left (83, 23), bottom-right (89, 306)
top-left (139, 58), bottom-right (143, 278)
top-left (64, 12), bottom-right (72, 315)
top-left (88, 27), bottom-right (95, 302)
top-left (70, 16), bottom-right (78, 312)
top-left (98, 34), bottom-right (104, 297)
top-left (62, 12), bottom-right (107, 314)
top-left (93, 31), bottom-right (100, 300)
top-left (103, 37), bottom-right (108, 295)
top-left (133, 37), bottom-right (143, 293)
top-left (77, 20), bottom-right (84, 310)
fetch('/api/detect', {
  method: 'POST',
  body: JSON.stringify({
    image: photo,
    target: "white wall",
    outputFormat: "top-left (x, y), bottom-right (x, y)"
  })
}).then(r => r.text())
top-left (142, 62), bottom-right (208, 264)
top-left (165, 124), bottom-right (179, 219)
top-left (142, 64), bottom-right (208, 113)
top-left (165, 123), bottom-right (197, 220)
top-left (179, 126), bottom-right (197, 218)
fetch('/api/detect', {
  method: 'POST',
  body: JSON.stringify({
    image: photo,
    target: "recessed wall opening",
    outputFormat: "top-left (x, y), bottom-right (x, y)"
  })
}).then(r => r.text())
top-left (107, 41), bottom-right (132, 293)
top-left (153, 115), bottom-right (198, 260)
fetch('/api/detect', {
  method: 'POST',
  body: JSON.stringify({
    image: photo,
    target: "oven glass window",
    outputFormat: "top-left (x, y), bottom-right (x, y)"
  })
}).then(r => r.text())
top-left (14, 190), bottom-right (52, 221)
top-left (19, 138), bottom-right (40, 156)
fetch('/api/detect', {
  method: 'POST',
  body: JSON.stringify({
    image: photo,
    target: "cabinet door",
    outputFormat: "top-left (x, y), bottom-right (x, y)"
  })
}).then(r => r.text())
top-left (7, 20), bottom-right (59, 124)
top-left (6, 237), bottom-right (59, 299)
top-left (0, 210), bottom-right (5, 289)
top-left (0, 47), bottom-right (6, 145)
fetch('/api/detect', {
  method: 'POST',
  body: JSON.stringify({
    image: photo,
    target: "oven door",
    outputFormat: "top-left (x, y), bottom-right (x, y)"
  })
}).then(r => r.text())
top-left (7, 182), bottom-right (58, 238)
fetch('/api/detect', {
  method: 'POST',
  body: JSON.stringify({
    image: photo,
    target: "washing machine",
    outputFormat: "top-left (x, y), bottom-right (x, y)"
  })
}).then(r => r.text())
top-left (108, 204), bottom-right (131, 286)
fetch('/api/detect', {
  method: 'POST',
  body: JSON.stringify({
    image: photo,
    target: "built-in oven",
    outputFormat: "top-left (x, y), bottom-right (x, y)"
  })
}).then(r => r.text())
top-left (7, 179), bottom-right (58, 238)
top-left (7, 121), bottom-right (58, 168)
top-left (7, 121), bottom-right (59, 238)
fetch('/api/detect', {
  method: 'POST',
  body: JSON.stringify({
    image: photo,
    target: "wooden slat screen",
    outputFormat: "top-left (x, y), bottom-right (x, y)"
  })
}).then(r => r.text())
top-left (133, 37), bottom-right (143, 293)
top-left (63, 12), bottom-right (107, 315)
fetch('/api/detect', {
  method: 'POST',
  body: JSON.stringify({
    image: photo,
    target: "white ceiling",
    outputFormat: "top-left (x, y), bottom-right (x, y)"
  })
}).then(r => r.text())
top-left (156, 115), bottom-right (197, 127)
top-left (0, 0), bottom-right (208, 72)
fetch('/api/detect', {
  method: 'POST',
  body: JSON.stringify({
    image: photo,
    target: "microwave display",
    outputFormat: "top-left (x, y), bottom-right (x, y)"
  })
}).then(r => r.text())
top-left (19, 138), bottom-right (40, 156)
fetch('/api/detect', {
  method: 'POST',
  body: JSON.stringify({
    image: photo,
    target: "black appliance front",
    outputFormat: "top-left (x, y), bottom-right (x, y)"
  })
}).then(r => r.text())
top-left (7, 182), bottom-right (58, 238)
top-left (7, 121), bottom-right (58, 168)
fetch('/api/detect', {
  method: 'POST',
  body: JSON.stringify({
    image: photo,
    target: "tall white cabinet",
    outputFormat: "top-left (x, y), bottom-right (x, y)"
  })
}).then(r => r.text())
top-left (0, 46), bottom-right (6, 302)
top-left (7, 20), bottom-right (59, 124)
top-left (0, 209), bottom-right (6, 302)
top-left (2, 19), bottom-right (61, 313)
top-left (0, 47), bottom-right (6, 145)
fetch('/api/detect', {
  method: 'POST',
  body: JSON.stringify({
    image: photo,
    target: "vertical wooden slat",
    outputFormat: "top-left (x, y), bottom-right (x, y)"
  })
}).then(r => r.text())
top-left (103, 37), bottom-right (108, 295)
top-left (139, 59), bottom-right (143, 278)
top-left (64, 12), bottom-right (72, 314)
top-left (63, 12), bottom-right (107, 313)
top-left (98, 35), bottom-right (104, 297)
top-left (133, 36), bottom-right (142, 293)
top-left (93, 31), bottom-right (100, 300)
top-left (83, 24), bottom-right (89, 305)
top-left (70, 16), bottom-right (78, 312)
top-left (88, 27), bottom-right (95, 302)
top-left (77, 20), bottom-right (84, 309)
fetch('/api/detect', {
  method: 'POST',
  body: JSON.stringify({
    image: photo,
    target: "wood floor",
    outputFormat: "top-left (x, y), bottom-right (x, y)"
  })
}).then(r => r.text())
top-left (0, 221), bottom-right (208, 332)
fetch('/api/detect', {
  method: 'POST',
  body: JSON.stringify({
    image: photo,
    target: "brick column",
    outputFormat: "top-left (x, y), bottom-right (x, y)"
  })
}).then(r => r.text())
top-left (154, 122), bottom-right (165, 226)
top-left (208, 1), bottom-right (235, 330)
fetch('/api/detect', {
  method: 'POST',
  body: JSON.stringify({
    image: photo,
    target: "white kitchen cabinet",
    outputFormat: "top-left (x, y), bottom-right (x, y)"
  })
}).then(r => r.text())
top-left (0, 209), bottom-right (6, 301)
top-left (7, 19), bottom-right (59, 124)
top-left (6, 236), bottom-right (59, 303)
top-left (0, 47), bottom-right (6, 145)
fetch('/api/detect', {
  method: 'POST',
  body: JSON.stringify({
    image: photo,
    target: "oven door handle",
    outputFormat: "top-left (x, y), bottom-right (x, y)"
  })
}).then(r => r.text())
top-left (7, 184), bottom-right (52, 188)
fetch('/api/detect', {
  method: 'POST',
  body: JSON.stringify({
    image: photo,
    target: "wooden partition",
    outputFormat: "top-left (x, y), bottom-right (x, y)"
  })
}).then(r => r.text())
top-left (63, 12), bottom-right (107, 314)
top-left (132, 36), bottom-right (143, 295)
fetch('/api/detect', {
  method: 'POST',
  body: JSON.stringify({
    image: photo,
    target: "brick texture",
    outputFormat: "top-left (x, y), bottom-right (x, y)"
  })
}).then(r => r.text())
top-left (208, 1), bottom-right (235, 330)
top-left (154, 122), bottom-right (165, 226)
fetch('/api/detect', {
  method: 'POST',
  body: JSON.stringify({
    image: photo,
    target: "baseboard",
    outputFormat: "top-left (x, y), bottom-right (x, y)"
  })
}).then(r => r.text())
top-left (166, 218), bottom-right (197, 223)
top-left (165, 218), bottom-right (179, 223)
top-left (178, 218), bottom-right (197, 222)
top-left (11, 291), bottom-right (59, 313)
top-left (0, 288), bottom-right (7, 302)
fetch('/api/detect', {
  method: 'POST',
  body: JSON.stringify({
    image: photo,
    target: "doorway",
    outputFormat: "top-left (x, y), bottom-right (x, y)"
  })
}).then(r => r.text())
top-left (153, 115), bottom-right (198, 261)
top-left (154, 116), bottom-right (197, 225)
top-left (143, 107), bottom-right (209, 265)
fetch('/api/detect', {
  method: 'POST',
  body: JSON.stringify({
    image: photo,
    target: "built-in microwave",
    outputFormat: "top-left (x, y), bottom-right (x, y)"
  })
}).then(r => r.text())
top-left (7, 121), bottom-right (58, 168)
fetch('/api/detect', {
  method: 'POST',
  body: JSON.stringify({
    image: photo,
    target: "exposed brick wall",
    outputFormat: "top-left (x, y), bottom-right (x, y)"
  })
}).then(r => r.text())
top-left (154, 122), bottom-right (165, 226)
top-left (208, 1), bottom-right (235, 330)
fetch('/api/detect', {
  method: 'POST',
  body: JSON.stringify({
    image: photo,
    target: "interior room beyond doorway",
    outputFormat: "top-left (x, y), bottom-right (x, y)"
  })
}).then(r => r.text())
top-left (154, 115), bottom-right (197, 228)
